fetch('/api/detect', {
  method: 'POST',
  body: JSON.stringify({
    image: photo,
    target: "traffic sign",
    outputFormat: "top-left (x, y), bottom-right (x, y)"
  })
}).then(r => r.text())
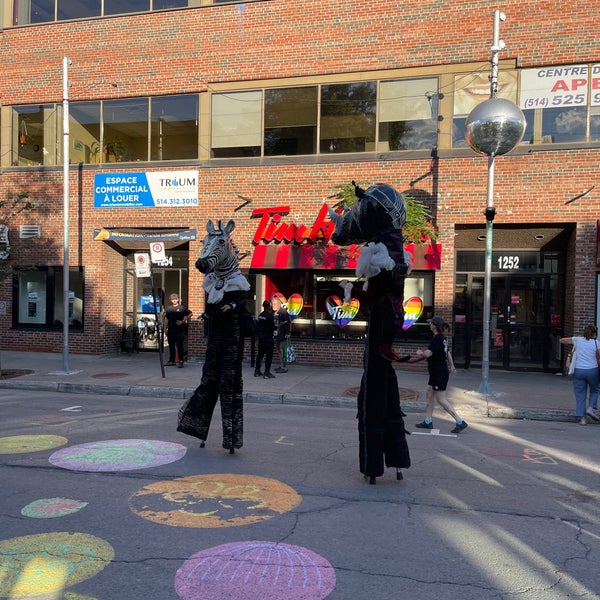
top-left (134, 253), bottom-right (151, 277)
top-left (150, 242), bottom-right (166, 263)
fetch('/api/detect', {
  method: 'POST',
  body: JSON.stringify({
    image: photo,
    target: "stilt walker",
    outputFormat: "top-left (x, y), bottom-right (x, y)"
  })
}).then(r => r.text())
top-left (177, 219), bottom-right (250, 453)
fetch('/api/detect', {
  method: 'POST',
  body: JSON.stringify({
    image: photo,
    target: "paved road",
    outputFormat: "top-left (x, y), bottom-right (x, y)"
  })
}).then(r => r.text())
top-left (1, 389), bottom-right (599, 600)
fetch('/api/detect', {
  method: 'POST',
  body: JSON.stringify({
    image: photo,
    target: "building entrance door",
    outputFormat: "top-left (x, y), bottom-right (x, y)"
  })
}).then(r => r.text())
top-left (454, 273), bottom-right (554, 371)
top-left (123, 252), bottom-right (190, 352)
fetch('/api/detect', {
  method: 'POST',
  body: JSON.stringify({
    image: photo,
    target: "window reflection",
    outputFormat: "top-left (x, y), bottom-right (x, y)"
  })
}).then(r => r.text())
top-left (151, 95), bottom-right (198, 160)
top-left (320, 82), bottom-right (376, 153)
top-left (102, 98), bottom-right (149, 162)
top-left (57, 0), bottom-right (100, 20)
top-left (264, 87), bottom-right (317, 156)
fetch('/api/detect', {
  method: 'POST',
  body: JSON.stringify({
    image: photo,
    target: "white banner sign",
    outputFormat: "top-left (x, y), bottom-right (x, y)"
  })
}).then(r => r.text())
top-left (520, 64), bottom-right (600, 109)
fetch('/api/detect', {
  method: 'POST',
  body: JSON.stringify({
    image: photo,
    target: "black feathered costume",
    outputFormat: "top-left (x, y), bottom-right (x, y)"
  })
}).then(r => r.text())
top-left (329, 183), bottom-right (412, 483)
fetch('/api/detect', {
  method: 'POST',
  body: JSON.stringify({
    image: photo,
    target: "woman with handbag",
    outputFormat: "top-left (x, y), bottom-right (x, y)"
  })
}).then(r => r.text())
top-left (560, 324), bottom-right (600, 425)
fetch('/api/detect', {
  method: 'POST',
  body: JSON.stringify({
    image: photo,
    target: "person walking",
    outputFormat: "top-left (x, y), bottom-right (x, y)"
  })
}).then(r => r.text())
top-left (164, 293), bottom-right (192, 368)
top-left (560, 324), bottom-right (600, 425)
top-left (272, 295), bottom-right (291, 373)
top-left (255, 300), bottom-right (276, 379)
top-left (415, 316), bottom-right (468, 433)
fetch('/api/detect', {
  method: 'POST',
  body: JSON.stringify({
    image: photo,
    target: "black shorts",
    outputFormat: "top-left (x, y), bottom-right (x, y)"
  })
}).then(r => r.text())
top-left (428, 369), bottom-right (449, 391)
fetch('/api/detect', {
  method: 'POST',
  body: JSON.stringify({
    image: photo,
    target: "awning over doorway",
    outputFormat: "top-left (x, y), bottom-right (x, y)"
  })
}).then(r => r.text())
top-left (250, 242), bottom-right (441, 270)
top-left (93, 228), bottom-right (196, 251)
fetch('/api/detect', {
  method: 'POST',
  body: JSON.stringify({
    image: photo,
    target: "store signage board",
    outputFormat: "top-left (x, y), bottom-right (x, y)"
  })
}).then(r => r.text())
top-left (94, 171), bottom-right (199, 208)
top-left (520, 63), bottom-right (600, 109)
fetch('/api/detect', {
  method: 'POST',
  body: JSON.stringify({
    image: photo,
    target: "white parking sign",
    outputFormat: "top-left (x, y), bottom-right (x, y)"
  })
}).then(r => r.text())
top-left (150, 242), bottom-right (166, 263)
top-left (134, 253), bottom-right (151, 277)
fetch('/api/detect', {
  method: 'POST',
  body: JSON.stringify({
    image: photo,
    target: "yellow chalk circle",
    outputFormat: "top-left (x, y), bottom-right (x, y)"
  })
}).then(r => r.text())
top-left (130, 473), bottom-right (302, 528)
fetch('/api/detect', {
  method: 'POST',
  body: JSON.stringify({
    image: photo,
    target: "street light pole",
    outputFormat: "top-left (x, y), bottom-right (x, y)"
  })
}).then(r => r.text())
top-left (61, 56), bottom-right (73, 373)
top-left (464, 10), bottom-right (526, 394)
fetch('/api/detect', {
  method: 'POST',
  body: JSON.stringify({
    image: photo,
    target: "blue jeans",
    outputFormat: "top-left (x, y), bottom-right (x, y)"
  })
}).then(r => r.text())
top-left (572, 368), bottom-right (599, 416)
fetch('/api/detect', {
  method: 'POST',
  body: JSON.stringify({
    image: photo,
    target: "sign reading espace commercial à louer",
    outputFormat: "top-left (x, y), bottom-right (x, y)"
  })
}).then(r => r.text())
top-left (94, 171), bottom-right (199, 208)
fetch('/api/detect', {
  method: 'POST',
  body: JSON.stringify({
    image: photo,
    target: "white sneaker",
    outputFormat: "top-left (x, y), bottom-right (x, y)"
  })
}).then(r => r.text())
top-left (586, 409), bottom-right (600, 422)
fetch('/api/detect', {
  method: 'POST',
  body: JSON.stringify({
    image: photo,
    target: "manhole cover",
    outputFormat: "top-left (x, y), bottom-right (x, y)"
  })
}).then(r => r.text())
top-left (344, 386), bottom-right (418, 402)
top-left (0, 369), bottom-right (34, 380)
top-left (91, 372), bottom-right (128, 379)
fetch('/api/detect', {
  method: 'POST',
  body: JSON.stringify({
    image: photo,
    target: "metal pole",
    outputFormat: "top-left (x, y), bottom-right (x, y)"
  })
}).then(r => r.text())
top-left (479, 155), bottom-right (495, 394)
top-left (478, 9), bottom-right (504, 394)
top-left (62, 57), bottom-right (72, 373)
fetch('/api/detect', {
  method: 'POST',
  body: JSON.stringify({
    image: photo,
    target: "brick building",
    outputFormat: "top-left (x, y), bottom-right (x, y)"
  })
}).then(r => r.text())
top-left (0, 0), bottom-right (598, 371)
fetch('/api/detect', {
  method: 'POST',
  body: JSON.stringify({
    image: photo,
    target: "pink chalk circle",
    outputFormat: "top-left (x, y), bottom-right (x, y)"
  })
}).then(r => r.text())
top-left (48, 439), bottom-right (187, 472)
top-left (175, 541), bottom-right (336, 600)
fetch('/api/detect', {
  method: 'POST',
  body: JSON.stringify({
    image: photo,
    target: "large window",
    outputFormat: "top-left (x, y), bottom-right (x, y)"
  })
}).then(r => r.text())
top-left (320, 82), bottom-right (376, 153)
top-left (263, 271), bottom-right (433, 341)
top-left (13, 0), bottom-right (210, 25)
top-left (452, 70), bottom-right (518, 148)
top-left (11, 94), bottom-right (198, 166)
top-left (379, 77), bottom-right (439, 151)
top-left (151, 95), bottom-right (199, 160)
top-left (14, 267), bottom-right (84, 328)
top-left (13, 105), bottom-right (57, 166)
top-left (264, 87), bottom-right (318, 156)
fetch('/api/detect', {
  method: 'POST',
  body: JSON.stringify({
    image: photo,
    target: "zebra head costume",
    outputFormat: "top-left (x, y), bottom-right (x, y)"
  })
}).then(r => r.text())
top-left (196, 219), bottom-right (250, 304)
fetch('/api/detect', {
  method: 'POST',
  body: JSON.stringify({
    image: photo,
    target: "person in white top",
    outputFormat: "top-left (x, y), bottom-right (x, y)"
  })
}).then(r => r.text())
top-left (560, 324), bottom-right (600, 425)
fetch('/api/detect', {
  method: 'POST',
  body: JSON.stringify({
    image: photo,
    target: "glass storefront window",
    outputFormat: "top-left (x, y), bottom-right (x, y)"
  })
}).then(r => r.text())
top-left (264, 87), bottom-right (318, 156)
top-left (262, 271), bottom-right (433, 341)
top-left (151, 95), bottom-right (199, 160)
top-left (320, 82), bottom-right (376, 153)
top-left (15, 267), bottom-right (84, 327)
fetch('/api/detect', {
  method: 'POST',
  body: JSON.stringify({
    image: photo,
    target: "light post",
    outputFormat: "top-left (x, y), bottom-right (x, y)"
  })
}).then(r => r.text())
top-left (464, 10), bottom-right (526, 394)
top-left (61, 56), bottom-right (74, 373)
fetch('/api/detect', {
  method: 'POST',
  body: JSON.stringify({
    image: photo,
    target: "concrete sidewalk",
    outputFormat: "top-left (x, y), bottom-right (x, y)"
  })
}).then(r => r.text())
top-left (0, 350), bottom-right (580, 422)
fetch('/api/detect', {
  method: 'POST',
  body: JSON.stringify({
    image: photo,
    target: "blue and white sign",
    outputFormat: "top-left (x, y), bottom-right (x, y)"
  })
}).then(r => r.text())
top-left (94, 171), bottom-right (199, 208)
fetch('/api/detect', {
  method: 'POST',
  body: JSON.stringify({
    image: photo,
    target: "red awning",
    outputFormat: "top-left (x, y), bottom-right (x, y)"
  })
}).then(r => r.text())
top-left (250, 242), bottom-right (441, 270)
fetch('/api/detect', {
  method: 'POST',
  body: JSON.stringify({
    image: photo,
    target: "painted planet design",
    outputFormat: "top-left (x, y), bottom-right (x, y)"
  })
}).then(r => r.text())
top-left (286, 293), bottom-right (304, 320)
top-left (0, 532), bottom-right (114, 597)
top-left (129, 473), bottom-right (302, 528)
top-left (175, 541), bottom-right (336, 600)
top-left (402, 296), bottom-right (424, 330)
top-left (48, 439), bottom-right (187, 472)
top-left (0, 434), bottom-right (67, 454)
top-left (21, 498), bottom-right (88, 519)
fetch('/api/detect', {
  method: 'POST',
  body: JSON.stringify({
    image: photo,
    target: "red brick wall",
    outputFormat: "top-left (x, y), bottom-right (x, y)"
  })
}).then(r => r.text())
top-left (1, 0), bottom-right (599, 361)
top-left (1, 1), bottom-right (599, 104)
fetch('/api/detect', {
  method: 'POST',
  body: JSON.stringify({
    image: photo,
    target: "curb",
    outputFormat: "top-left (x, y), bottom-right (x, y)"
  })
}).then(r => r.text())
top-left (0, 379), bottom-right (576, 423)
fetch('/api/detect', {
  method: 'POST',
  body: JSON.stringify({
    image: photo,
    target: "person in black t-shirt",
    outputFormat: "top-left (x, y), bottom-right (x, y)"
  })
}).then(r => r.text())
top-left (272, 296), bottom-right (291, 373)
top-left (164, 293), bottom-right (192, 367)
top-left (414, 316), bottom-right (468, 433)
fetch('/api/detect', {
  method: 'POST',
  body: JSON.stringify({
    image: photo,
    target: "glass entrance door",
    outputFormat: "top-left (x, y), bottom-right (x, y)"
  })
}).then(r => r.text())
top-left (454, 273), bottom-right (552, 371)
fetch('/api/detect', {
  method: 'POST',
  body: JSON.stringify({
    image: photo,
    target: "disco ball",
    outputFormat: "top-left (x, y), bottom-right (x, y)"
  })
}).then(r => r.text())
top-left (464, 97), bottom-right (526, 156)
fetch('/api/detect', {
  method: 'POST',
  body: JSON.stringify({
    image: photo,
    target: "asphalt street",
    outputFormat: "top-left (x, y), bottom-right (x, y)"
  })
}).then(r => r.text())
top-left (1, 388), bottom-right (599, 600)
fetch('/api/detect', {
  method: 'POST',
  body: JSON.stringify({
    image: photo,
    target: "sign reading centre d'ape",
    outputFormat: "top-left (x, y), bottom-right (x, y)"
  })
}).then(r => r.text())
top-left (94, 171), bottom-right (199, 208)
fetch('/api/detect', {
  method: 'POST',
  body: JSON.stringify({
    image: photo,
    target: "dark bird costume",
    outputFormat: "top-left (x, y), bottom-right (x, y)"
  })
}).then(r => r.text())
top-left (177, 219), bottom-right (250, 453)
top-left (329, 182), bottom-right (412, 483)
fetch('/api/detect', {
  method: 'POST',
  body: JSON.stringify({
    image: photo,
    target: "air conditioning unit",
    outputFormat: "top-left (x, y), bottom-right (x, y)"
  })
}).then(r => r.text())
top-left (20, 225), bottom-right (41, 239)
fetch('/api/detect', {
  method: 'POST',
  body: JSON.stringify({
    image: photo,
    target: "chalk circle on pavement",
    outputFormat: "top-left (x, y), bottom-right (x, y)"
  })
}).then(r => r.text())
top-left (0, 434), bottom-right (67, 454)
top-left (48, 439), bottom-right (187, 471)
top-left (175, 541), bottom-right (336, 600)
top-left (129, 473), bottom-right (302, 528)
top-left (0, 532), bottom-right (114, 598)
top-left (21, 498), bottom-right (89, 519)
